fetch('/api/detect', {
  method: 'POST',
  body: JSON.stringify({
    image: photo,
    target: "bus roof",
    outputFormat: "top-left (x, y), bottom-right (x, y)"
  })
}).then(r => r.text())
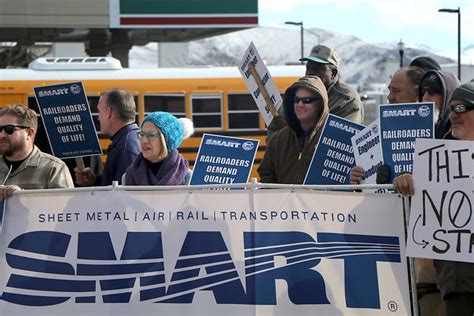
top-left (1, 65), bottom-right (306, 81)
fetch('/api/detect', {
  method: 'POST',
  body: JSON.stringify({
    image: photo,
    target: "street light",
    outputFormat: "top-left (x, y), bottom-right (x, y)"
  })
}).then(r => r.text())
top-left (397, 39), bottom-right (405, 68)
top-left (285, 21), bottom-right (304, 64)
top-left (439, 7), bottom-right (461, 80)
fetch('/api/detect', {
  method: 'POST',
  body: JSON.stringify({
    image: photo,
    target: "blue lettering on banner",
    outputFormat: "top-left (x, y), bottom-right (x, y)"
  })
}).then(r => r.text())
top-left (2, 231), bottom-right (400, 308)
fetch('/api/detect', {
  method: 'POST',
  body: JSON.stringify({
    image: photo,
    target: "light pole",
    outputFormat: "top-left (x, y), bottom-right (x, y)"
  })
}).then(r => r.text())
top-left (285, 21), bottom-right (304, 64)
top-left (439, 7), bottom-right (461, 80)
top-left (397, 39), bottom-right (405, 68)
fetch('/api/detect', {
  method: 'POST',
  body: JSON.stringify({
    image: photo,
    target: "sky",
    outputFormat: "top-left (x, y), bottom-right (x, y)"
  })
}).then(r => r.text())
top-left (259, 0), bottom-right (474, 60)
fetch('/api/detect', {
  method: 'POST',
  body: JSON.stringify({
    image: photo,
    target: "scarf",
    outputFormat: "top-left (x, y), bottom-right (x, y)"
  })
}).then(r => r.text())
top-left (124, 150), bottom-right (189, 185)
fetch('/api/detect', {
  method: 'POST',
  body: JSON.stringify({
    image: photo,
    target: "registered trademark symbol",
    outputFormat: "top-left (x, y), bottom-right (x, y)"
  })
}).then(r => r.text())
top-left (387, 300), bottom-right (398, 312)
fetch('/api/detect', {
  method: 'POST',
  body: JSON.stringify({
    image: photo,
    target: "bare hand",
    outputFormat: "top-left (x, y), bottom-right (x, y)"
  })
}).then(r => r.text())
top-left (74, 167), bottom-right (96, 186)
top-left (393, 173), bottom-right (415, 196)
top-left (349, 166), bottom-right (365, 185)
top-left (0, 185), bottom-right (22, 199)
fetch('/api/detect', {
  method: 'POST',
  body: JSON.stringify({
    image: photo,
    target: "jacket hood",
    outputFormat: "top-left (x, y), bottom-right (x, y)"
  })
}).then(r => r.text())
top-left (418, 70), bottom-right (460, 138)
top-left (283, 76), bottom-right (329, 135)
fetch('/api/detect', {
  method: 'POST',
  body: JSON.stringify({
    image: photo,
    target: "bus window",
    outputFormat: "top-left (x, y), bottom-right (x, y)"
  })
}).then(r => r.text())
top-left (144, 95), bottom-right (185, 118)
top-left (87, 96), bottom-right (100, 130)
top-left (228, 93), bottom-right (260, 130)
top-left (191, 94), bottom-right (222, 129)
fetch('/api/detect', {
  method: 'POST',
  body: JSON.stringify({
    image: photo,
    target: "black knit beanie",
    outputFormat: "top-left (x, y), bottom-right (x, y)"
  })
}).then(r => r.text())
top-left (450, 82), bottom-right (474, 105)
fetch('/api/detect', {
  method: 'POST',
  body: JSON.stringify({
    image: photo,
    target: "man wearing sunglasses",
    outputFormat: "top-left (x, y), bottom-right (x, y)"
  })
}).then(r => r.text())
top-left (258, 76), bottom-right (329, 184)
top-left (418, 70), bottom-right (460, 139)
top-left (393, 81), bottom-right (474, 316)
top-left (0, 104), bottom-right (73, 198)
top-left (75, 88), bottom-right (140, 186)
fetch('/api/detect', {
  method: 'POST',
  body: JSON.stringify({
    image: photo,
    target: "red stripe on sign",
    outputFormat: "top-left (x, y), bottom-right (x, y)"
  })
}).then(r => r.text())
top-left (120, 16), bottom-right (258, 25)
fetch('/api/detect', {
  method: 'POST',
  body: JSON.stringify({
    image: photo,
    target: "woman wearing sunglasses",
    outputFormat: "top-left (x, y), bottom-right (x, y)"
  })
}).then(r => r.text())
top-left (123, 112), bottom-right (193, 186)
top-left (258, 76), bottom-right (329, 184)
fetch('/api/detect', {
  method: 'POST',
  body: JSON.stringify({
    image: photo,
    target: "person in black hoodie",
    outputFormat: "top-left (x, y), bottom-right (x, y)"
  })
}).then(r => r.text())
top-left (418, 70), bottom-right (460, 139)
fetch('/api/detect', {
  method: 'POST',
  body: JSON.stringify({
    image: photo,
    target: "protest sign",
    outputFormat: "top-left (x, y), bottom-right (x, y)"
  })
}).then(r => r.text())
top-left (305, 114), bottom-right (364, 185)
top-left (189, 134), bottom-right (259, 185)
top-left (351, 119), bottom-right (385, 191)
top-left (379, 102), bottom-right (434, 182)
top-left (0, 188), bottom-right (411, 315)
top-left (238, 42), bottom-right (283, 126)
top-left (406, 139), bottom-right (474, 263)
top-left (33, 82), bottom-right (102, 159)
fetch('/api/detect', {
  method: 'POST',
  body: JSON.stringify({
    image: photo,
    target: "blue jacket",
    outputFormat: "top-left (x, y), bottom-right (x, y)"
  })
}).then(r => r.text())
top-left (98, 123), bottom-right (140, 185)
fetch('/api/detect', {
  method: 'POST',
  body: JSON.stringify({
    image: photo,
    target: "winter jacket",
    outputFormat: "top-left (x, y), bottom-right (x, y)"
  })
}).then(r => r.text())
top-left (418, 70), bottom-right (460, 139)
top-left (328, 79), bottom-right (364, 124)
top-left (0, 146), bottom-right (73, 189)
top-left (98, 123), bottom-right (140, 185)
top-left (258, 76), bottom-right (329, 184)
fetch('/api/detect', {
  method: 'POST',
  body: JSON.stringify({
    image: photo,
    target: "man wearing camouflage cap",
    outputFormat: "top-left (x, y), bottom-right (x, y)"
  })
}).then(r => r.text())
top-left (301, 44), bottom-right (363, 123)
top-left (268, 45), bottom-right (363, 137)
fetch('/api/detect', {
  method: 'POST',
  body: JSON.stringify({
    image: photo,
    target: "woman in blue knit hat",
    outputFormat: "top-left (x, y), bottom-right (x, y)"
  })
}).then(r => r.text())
top-left (123, 112), bottom-right (194, 185)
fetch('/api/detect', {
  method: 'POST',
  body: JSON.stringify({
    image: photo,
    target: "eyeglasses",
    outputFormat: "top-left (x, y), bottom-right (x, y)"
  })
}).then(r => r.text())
top-left (294, 96), bottom-right (319, 104)
top-left (0, 125), bottom-right (30, 135)
top-left (450, 103), bottom-right (474, 114)
top-left (137, 131), bottom-right (160, 141)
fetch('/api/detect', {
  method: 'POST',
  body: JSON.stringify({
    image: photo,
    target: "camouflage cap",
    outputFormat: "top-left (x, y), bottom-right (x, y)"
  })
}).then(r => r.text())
top-left (300, 45), bottom-right (340, 68)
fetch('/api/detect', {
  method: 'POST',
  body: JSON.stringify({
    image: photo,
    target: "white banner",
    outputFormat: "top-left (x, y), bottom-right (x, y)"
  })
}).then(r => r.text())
top-left (407, 139), bottom-right (474, 263)
top-left (1, 188), bottom-right (410, 315)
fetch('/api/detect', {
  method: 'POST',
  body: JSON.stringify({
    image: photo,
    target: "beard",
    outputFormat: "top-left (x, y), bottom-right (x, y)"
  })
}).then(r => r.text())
top-left (0, 139), bottom-right (26, 158)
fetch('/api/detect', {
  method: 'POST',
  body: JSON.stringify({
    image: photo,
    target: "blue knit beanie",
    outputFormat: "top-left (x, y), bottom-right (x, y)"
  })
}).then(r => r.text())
top-left (142, 112), bottom-right (183, 152)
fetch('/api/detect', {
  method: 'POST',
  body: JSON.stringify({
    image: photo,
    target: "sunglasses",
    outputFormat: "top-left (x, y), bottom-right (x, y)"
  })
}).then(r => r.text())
top-left (450, 103), bottom-right (474, 114)
top-left (137, 131), bottom-right (160, 141)
top-left (294, 96), bottom-right (319, 104)
top-left (421, 87), bottom-right (442, 96)
top-left (0, 125), bottom-right (30, 135)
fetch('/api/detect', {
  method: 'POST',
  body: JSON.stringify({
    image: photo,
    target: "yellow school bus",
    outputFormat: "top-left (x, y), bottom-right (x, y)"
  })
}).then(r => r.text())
top-left (0, 57), bottom-right (304, 178)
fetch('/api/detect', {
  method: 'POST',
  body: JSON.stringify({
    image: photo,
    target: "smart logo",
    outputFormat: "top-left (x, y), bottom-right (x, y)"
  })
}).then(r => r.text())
top-left (1, 231), bottom-right (401, 308)
top-left (418, 105), bottom-right (431, 117)
top-left (70, 84), bottom-right (82, 94)
top-left (242, 141), bottom-right (255, 151)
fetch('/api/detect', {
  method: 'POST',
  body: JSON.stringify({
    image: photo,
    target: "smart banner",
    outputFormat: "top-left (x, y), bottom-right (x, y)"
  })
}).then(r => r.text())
top-left (189, 134), bottom-right (259, 185)
top-left (33, 82), bottom-right (102, 159)
top-left (239, 42), bottom-right (283, 126)
top-left (379, 103), bottom-right (434, 182)
top-left (406, 139), bottom-right (474, 263)
top-left (0, 188), bottom-right (411, 315)
top-left (305, 114), bottom-right (364, 185)
top-left (351, 120), bottom-right (384, 192)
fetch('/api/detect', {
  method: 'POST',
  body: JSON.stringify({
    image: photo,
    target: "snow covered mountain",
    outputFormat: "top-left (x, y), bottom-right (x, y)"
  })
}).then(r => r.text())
top-left (129, 26), bottom-right (455, 84)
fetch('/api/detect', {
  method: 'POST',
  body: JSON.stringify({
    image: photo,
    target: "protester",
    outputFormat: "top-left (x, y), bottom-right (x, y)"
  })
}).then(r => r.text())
top-left (393, 81), bottom-right (474, 316)
top-left (268, 45), bottom-right (362, 137)
top-left (410, 56), bottom-right (442, 72)
top-left (387, 66), bottom-right (425, 104)
top-left (349, 65), bottom-right (451, 316)
top-left (350, 66), bottom-right (425, 185)
top-left (123, 112), bottom-right (193, 185)
top-left (0, 104), bottom-right (73, 198)
top-left (258, 76), bottom-right (329, 184)
top-left (418, 70), bottom-right (460, 138)
top-left (75, 88), bottom-right (140, 186)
